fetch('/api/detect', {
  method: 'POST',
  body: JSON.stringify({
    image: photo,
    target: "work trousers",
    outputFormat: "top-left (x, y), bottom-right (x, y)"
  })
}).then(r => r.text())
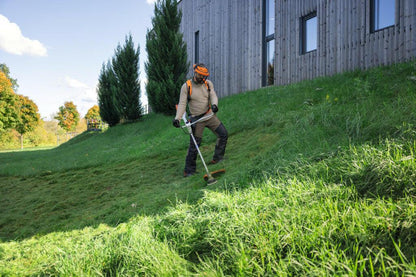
top-left (184, 115), bottom-right (228, 174)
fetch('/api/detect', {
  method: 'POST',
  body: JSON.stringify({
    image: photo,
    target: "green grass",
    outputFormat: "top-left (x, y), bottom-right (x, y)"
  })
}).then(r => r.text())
top-left (1, 61), bottom-right (416, 275)
top-left (0, 146), bottom-right (55, 153)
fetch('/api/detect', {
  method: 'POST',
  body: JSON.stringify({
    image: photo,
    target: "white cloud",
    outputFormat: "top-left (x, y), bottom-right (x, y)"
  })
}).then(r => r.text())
top-left (0, 14), bottom-right (47, 57)
top-left (61, 76), bottom-right (97, 117)
top-left (64, 76), bottom-right (90, 89)
top-left (76, 88), bottom-right (98, 117)
top-left (146, 0), bottom-right (157, 5)
top-left (82, 88), bottom-right (97, 102)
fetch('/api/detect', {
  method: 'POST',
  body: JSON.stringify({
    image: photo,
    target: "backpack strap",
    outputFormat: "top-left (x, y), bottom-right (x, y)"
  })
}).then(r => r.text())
top-left (204, 80), bottom-right (211, 110)
top-left (204, 80), bottom-right (211, 92)
top-left (187, 79), bottom-right (210, 101)
top-left (186, 79), bottom-right (192, 101)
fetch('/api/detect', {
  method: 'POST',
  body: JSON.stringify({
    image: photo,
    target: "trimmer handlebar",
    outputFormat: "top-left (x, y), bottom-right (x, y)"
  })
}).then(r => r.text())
top-left (181, 113), bottom-right (188, 124)
top-left (180, 113), bottom-right (214, 130)
top-left (182, 113), bottom-right (192, 134)
top-left (176, 104), bottom-right (214, 129)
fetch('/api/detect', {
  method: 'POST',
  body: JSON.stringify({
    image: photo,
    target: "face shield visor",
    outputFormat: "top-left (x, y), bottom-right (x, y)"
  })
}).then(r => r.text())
top-left (193, 64), bottom-right (209, 84)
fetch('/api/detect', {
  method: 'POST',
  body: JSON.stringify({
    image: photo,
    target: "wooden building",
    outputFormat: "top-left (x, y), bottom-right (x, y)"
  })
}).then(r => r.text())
top-left (178, 0), bottom-right (416, 98)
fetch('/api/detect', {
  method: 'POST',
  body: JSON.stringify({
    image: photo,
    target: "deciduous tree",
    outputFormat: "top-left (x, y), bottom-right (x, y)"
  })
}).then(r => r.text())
top-left (85, 105), bottom-right (101, 130)
top-left (54, 101), bottom-right (80, 133)
top-left (0, 63), bottom-right (19, 92)
top-left (0, 71), bottom-right (19, 130)
top-left (85, 105), bottom-right (101, 121)
top-left (15, 95), bottom-right (40, 149)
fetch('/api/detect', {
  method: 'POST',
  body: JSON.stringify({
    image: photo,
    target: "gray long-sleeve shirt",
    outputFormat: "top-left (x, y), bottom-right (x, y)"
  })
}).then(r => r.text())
top-left (175, 78), bottom-right (218, 121)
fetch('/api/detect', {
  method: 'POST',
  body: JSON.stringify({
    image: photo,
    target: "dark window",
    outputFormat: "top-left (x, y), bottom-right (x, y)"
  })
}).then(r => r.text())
top-left (263, 0), bottom-right (275, 86)
top-left (371, 0), bottom-right (395, 32)
top-left (300, 12), bottom-right (317, 54)
top-left (194, 30), bottom-right (199, 64)
top-left (266, 40), bottom-right (275, 86)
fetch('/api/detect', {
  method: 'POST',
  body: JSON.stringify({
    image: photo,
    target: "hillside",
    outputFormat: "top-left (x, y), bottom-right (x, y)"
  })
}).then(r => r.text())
top-left (1, 61), bottom-right (416, 275)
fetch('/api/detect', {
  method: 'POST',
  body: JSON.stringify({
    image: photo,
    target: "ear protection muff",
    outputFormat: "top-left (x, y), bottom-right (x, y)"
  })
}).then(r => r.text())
top-left (193, 63), bottom-right (209, 77)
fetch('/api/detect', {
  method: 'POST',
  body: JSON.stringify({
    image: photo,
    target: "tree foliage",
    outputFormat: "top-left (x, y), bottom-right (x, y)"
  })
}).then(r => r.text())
top-left (145, 0), bottom-right (189, 115)
top-left (97, 62), bottom-right (121, 127)
top-left (0, 63), bottom-right (19, 92)
top-left (54, 101), bottom-right (80, 132)
top-left (85, 105), bottom-right (101, 121)
top-left (14, 95), bottom-right (40, 149)
top-left (15, 95), bottom-right (40, 135)
top-left (1, 64), bottom-right (41, 149)
top-left (97, 34), bottom-right (143, 126)
top-left (0, 71), bottom-right (19, 130)
top-left (112, 34), bottom-right (142, 121)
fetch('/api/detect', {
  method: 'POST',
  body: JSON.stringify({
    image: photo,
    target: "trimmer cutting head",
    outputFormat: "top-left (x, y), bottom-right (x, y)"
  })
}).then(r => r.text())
top-left (206, 176), bottom-right (217, 185)
top-left (204, 169), bottom-right (226, 185)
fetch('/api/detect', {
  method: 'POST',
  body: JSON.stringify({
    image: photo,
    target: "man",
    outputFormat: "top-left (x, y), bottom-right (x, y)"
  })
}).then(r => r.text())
top-left (173, 63), bottom-right (228, 177)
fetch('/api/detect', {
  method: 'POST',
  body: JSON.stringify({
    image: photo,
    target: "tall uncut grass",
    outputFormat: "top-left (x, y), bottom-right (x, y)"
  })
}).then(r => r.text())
top-left (1, 61), bottom-right (416, 275)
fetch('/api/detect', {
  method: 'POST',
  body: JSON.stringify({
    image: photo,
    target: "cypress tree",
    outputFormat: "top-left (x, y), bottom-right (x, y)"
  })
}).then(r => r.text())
top-left (97, 62), bottom-right (120, 127)
top-left (145, 0), bottom-right (189, 115)
top-left (112, 34), bottom-right (142, 121)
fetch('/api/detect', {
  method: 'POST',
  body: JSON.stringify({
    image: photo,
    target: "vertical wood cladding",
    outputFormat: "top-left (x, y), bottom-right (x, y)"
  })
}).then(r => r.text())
top-left (178, 0), bottom-right (415, 96)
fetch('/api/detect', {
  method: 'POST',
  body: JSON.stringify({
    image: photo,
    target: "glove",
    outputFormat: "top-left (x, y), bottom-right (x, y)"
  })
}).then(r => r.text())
top-left (212, 104), bottom-right (218, 113)
top-left (172, 119), bottom-right (180, 128)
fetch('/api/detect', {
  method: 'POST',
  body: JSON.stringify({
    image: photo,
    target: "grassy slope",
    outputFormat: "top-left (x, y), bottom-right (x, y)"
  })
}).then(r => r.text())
top-left (1, 61), bottom-right (416, 275)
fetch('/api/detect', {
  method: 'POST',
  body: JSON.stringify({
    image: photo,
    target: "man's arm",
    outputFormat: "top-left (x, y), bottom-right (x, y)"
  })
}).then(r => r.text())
top-left (175, 83), bottom-right (188, 121)
top-left (208, 80), bottom-right (218, 107)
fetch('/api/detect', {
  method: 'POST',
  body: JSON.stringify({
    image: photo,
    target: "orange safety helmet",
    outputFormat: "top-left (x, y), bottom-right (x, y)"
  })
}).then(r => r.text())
top-left (193, 63), bottom-right (209, 77)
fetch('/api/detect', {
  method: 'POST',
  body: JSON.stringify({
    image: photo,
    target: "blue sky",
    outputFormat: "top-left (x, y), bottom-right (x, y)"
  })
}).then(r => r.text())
top-left (0, 0), bottom-right (156, 119)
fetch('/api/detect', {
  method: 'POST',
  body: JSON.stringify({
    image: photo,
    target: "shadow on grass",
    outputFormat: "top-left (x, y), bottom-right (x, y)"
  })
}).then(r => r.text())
top-left (0, 126), bottom-right (281, 242)
top-left (0, 154), bottom-right (203, 242)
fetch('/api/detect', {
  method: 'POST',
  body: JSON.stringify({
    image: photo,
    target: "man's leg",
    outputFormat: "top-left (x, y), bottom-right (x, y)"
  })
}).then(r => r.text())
top-left (212, 123), bottom-right (228, 162)
top-left (184, 122), bottom-right (205, 176)
top-left (205, 116), bottom-right (228, 163)
top-left (184, 136), bottom-right (202, 176)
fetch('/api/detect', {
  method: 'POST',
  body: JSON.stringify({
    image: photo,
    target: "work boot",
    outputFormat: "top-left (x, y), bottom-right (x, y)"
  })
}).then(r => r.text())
top-left (209, 159), bottom-right (223, 165)
top-left (183, 171), bottom-right (194, 177)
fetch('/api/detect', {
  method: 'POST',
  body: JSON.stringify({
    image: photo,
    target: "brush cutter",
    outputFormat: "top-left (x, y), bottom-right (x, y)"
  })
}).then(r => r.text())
top-left (180, 112), bottom-right (225, 185)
